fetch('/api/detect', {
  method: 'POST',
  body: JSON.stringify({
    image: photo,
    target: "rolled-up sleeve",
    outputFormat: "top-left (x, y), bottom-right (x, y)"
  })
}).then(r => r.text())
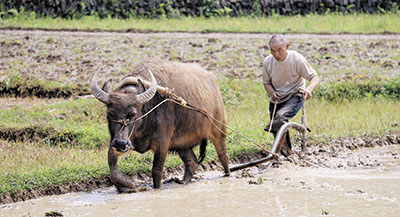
top-left (296, 54), bottom-right (317, 81)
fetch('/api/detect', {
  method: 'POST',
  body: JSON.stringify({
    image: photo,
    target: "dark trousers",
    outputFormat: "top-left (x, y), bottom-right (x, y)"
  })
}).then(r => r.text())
top-left (264, 95), bottom-right (304, 156)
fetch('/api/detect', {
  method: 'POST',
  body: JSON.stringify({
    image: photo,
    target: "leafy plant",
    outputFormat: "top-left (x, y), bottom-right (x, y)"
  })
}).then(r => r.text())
top-left (314, 78), bottom-right (400, 101)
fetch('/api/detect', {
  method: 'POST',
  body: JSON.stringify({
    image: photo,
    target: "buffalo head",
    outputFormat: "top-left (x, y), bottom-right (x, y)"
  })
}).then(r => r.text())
top-left (92, 69), bottom-right (157, 154)
top-left (91, 70), bottom-right (157, 192)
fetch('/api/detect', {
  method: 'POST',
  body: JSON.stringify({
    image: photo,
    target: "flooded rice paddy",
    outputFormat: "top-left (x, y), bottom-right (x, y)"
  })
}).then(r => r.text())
top-left (1, 145), bottom-right (399, 217)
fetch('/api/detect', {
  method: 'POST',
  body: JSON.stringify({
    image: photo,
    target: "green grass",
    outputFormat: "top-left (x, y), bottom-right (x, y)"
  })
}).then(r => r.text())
top-left (0, 98), bottom-right (108, 148)
top-left (222, 79), bottom-right (400, 141)
top-left (1, 78), bottom-right (397, 148)
top-left (0, 74), bottom-right (89, 98)
top-left (0, 141), bottom-right (108, 194)
top-left (315, 78), bottom-right (400, 101)
top-left (1, 79), bottom-right (399, 196)
top-left (1, 13), bottom-right (400, 33)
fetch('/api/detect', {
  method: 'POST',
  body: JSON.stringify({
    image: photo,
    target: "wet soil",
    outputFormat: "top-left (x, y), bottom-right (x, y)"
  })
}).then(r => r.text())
top-left (1, 142), bottom-right (399, 216)
top-left (1, 134), bottom-right (398, 204)
top-left (1, 30), bottom-right (399, 89)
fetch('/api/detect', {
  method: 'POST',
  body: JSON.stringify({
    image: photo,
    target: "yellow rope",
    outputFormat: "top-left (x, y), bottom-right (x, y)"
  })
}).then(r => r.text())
top-left (168, 98), bottom-right (278, 158)
top-left (118, 93), bottom-right (279, 159)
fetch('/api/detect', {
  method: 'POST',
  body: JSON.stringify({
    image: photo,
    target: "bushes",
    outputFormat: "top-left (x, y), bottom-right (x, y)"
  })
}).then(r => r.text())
top-left (0, 0), bottom-right (224, 19)
top-left (1, 0), bottom-right (399, 19)
top-left (314, 78), bottom-right (400, 101)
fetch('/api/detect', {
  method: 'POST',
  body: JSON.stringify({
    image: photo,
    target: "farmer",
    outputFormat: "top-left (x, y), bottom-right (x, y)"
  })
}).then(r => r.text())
top-left (262, 34), bottom-right (320, 157)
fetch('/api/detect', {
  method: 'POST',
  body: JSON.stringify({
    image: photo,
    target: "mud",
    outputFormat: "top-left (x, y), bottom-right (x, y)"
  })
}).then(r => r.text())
top-left (287, 135), bottom-right (400, 169)
top-left (1, 134), bottom-right (398, 204)
top-left (1, 143), bottom-right (400, 216)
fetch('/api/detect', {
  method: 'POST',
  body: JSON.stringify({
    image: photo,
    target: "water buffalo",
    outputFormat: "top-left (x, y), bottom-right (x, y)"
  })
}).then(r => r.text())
top-left (91, 58), bottom-right (230, 192)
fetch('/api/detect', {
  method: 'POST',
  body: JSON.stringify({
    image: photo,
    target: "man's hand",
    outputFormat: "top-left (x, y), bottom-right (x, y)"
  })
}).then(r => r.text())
top-left (304, 76), bottom-right (320, 100)
top-left (264, 83), bottom-right (280, 102)
top-left (271, 92), bottom-right (281, 102)
top-left (304, 89), bottom-right (312, 100)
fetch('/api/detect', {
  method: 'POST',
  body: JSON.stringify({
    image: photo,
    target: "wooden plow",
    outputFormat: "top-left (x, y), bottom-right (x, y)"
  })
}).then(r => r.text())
top-left (229, 105), bottom-right (310, 172)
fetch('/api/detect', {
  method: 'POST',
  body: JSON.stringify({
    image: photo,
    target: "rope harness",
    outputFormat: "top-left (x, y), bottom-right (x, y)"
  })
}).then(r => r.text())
top-left (111, 98), bottom-right (173, 142)
top-left (112, 86), bottom-right (285, 160)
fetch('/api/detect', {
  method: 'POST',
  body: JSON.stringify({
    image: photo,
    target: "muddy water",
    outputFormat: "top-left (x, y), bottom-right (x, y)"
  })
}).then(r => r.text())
top-left (1, 145), bottom-right (399, 217)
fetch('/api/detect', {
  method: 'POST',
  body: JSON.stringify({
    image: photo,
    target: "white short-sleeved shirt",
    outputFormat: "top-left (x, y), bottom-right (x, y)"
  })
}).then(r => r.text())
top-left (262, 50), bottom-right (317, 103)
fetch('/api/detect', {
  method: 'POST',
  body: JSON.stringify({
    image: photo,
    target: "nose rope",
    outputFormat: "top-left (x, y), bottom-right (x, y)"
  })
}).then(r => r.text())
top-left (111, 98), bottom-right (173, 143)
top-left (112, 119), bottom-right (136, 143)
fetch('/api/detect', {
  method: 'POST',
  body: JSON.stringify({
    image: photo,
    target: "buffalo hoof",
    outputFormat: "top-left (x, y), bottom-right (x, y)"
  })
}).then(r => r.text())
top-left (163, 177), bottom-right (188, 185)
top-left (117, 185), bottom-right (151, 193)
top-left (117, 186), bottom-right (138, 193)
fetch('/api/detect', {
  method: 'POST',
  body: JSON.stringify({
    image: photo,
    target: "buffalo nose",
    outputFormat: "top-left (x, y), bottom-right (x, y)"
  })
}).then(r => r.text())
top-left (116, 139), bottom-right (128, 146)
top-left (113, 139), bottom-right (132, 152)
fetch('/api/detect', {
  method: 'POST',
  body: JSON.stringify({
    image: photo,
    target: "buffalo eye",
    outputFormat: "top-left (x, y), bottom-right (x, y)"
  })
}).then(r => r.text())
top-left (127, 112), bottom-right (136, 120)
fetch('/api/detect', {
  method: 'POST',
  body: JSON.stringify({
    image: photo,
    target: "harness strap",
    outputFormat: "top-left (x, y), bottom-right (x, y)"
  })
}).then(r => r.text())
top-left (111, 99), bottom-right (173, 141)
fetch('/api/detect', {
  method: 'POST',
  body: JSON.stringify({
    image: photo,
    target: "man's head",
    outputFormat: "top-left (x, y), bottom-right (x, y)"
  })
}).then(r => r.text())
top-left (269, 34), bottom-right (289, 62)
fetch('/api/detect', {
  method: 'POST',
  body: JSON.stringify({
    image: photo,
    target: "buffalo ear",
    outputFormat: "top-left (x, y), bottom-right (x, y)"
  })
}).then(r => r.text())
top-left (137, 79), bottom-right (146, 94)
top-left (102, 79), bottom-right (112, 93)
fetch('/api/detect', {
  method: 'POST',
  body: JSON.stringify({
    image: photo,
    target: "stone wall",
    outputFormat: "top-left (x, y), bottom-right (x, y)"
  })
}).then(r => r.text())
top-left (1, 0), bottom-right (399, 18)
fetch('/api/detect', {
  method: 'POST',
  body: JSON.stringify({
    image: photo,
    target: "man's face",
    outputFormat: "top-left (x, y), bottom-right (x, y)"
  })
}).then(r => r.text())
top-left (270, 41), bottom-right (289, 62)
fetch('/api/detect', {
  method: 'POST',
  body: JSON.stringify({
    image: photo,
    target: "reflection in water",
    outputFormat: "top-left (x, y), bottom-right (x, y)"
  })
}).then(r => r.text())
top-left (1, 146), bottom-right (399, 217)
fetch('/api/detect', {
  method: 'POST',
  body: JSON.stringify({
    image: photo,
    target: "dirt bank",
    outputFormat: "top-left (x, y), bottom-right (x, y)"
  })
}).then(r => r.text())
top-left (1, 134), bottom-right (398, 204)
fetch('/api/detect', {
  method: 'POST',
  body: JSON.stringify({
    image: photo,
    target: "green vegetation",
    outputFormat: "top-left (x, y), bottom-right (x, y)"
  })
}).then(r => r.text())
top-left (0, 74), bottom-right (89, 98)
top-left (0, 142), bottom-right (108, 194)
top-left (1, 13), bottom-right (400, 33)
top-left (315, 78), bottom-right (400, 101)
top-left (221, 79), bottom-right (400, 140)
top-left (1, 79), bottom-right (399, 196)
top-left (0, 99), bottom-right (108, 148)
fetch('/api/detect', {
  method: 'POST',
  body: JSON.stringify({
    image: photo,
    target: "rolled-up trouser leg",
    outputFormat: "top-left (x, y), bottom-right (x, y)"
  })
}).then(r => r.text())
top-left (264, 96), bottom-right (303, 156)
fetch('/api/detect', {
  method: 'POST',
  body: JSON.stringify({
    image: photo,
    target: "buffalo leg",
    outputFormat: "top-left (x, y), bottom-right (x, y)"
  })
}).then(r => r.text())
top-left (108, 147), bottom-right (137, 192)
top-left (177, 148), bottom-right (197, 183)
top-left (211, 134), bottom-right (230, 176)
top-left (152, 147), bottom-right (168, 189)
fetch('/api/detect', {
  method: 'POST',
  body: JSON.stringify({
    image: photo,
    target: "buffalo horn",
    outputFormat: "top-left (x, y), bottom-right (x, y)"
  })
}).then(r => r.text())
top-left (116, 77), bottom-right (169, 95)
top-left (135, 70), bottom-right (157, 104)
top-left (91, 68), bottom-right (110, 104)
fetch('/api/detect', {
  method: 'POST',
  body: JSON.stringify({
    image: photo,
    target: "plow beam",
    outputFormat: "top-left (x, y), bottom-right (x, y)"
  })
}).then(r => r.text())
top-left (229, 122), bottom-right (308, 172)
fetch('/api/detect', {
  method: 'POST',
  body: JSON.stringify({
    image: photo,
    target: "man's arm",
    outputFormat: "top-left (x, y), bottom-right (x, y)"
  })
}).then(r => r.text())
top-left (264, 83), bottom-right (280, 102)
top-left (304, 75), bottom-right (320, 100)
